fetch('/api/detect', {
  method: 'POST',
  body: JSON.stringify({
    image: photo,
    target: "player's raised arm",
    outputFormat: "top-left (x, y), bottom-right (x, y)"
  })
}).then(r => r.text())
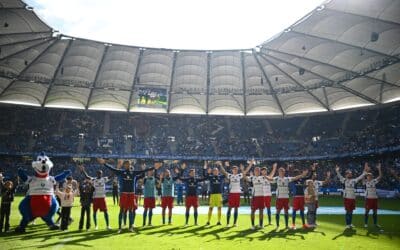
top-left (78, 164), bottom-right (93, 179)
top-left (218, 161), bottom-right (229, 177)
top-left (242, 160), bottom-right (254, 176)
top-left (376, 163), bottom-right (383, 181)
top-left (291, 169), bottom-right (309, 182)
top-left (354, 164), bottom-right (368, 183)
top-left (98, 158), bottom-right (122, 173)
top-left (268, 162), bottom-right (278, 178)
top-left (335, 165), bottom-right (345, 183)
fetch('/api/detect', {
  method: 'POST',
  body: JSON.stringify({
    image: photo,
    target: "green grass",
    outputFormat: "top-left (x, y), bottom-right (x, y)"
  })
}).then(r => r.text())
top-left (0, 196), bottom-right (399, 250)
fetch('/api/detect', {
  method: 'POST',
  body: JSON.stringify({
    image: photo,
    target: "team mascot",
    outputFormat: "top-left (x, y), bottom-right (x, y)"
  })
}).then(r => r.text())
top-left (15, 152), bottom-right (71, 233)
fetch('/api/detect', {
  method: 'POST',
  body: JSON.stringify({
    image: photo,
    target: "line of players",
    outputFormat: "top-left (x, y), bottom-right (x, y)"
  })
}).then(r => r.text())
top-left (72, 158), bottom-right (385, 233)
top-left (0, 159), bottom-right (387, 233)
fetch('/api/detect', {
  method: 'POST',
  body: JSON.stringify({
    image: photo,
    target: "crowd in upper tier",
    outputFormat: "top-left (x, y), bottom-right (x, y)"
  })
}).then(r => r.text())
top-left (0, 104), bottom-right (399, 159)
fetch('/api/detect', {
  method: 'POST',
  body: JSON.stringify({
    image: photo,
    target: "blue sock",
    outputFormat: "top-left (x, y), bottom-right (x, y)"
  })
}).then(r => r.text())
top-left (292, 210), bottom-right (296, 225)
top-left (118, 212), bottom-right (123, 229)
top-left (233, 209), bottom-right (238, 224)
top-left (93, 212), bottom-right (97, 226)
top-left (123, 213), bottom-right (127, 225)
top-left (185, 211), bottom-right (189, 224)
top-left (284, 213), bottom-right (289, 227)
top-left (194, 211), bottom-right (198, 224)
top-left (300, 210), bottom-right (305, 225)
top-left (345, 213), bottom-right (350, 225)
top-left (102, 212), bottom-right (108, 227)
top-left (276, 213), bottom-right (280, 227)
top-left (267, 208), bottom-right (271, 224)
top-left (149, 210), bottom-right (153, 225)
top-left (364, 213), bottom-right (368, 225)
top-left (143, 210), bottom-right (147, 226)
top-left (227, 209), bottom-right (231, 224)
top-left (349, 213), bottom-right (353, 225)
top-left (373, 212), bottom-right (377, 225)
top-left (129, 211), bottom-right (134, 228)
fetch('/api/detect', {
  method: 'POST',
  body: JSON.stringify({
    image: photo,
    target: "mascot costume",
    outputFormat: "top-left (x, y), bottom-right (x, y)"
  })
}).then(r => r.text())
top-left (15, 152), bottom-right (71, 233)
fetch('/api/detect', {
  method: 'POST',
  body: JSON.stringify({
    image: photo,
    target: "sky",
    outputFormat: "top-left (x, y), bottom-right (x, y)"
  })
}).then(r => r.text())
top-left (25, 0), bottom-right (324, 50)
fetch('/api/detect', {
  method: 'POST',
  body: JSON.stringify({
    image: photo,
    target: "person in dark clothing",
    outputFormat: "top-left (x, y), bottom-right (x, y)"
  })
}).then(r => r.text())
top-left (79, 178), bottom-right (95, 230)
top-left (0, 177), bottom-right (17, 233)
top-left (175, 162), bottom-right (207, 226)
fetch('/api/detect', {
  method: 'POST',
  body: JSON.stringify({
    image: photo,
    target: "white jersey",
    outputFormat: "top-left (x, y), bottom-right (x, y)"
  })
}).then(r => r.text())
top-left (262, 176), bottom-right (272, 196)
top-left (248, 176), bottom-right (266, 197)
top-left (26, 176), bottom-right (56, 195)
top-left (92, 177), bottom-right (109, 198)
top-left (337, 172), bottom-right (366, 199)
top-left (271, 177), bottom-right (293, 198)
top-left (313, 181), bottom-right (323, 200)
top-left (365, 179), bottom-right (379, 199)
top-left (228, 173), bottom-right (243, 193)
top-left (56, 190), bottom-right (77, 207)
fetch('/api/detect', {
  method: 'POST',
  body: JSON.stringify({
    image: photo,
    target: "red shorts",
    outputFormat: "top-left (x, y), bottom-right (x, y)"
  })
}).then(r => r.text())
top-left (251, 196), bottom-right (265, 210)
top-left (120, 193), bottom-right (137, 211)
top-left (292, 196), bottom-right (305, 211)
top-left (365, 198), bottom-right (378, 210)
top-left (228, 193), bottom-right (241, 208)
top-left (31, 195), bottom-right (52, 217)
top-left (144, 197), bottom-right (156, 209)
top-left (264, 196), bottom-right (272, 208)
top-left (344, 198), bottom-right (356, 212)
top-left (161, 196), bottom-right (174, 209)
top-left (185, 196), bottom-right (199, 208)
top-left (276, 198), bottom-right (290, 212)
top-left (93, 198), bottom-right (107, 212)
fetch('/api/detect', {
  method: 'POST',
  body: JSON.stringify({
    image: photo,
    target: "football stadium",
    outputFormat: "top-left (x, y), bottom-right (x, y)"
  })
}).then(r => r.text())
top-left (0, 0), bottom-right (399, 249)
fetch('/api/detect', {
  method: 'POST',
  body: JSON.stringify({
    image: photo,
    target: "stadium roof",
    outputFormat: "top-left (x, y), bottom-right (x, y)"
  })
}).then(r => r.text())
top-left (0, 0), bottom-right (399, 116)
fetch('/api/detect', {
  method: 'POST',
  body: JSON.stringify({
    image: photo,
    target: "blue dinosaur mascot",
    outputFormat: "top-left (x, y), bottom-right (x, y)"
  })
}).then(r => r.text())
top-left (15, 152), bottom-right (71, 233)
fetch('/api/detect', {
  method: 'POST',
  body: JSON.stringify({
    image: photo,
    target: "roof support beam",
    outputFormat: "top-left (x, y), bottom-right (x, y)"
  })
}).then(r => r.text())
top-left (85, 45), bottom-right (109, 109)
top-left (128, 49), bottom-right (144, 112)
top-left (379, 81), bottom-right (384, 103)
top-left (252, 50), bottom-right (285, 115)
top-left (0, 36), bottom-right (52, 48)
top-left (257, 52), bottom-right (330, 111)
top-left (206, 52), bottom-right (211, 114)
top-left (42, 39), bottom-right (72, 107)
top-left (322, 86), bottom-right (330, 110)
top-left (167, 51), bottom-right (178, 113)
top-left (261, 48), bottom-right (399, 88)
top-left (288, 30), bottom-right (399, 61)
top-left (240, 52), bottom-right (247, 115)
top-left (0, 39), bottom-right (57, 96)
top-left (263, 52), bottom-right (379, 104)
top-left (0, 31), bottom-right (51, 37)
top-left (324, 7), bottom-right (400, 28)
top-left (0, 37), bottom-right (53, 61)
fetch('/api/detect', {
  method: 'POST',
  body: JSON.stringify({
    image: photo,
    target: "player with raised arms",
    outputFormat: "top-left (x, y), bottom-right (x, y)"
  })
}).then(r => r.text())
top-left (159, 168), bottom-right (179, 225)
top-left (78, 164), bottom-right (112, 230)
top-left (97, 158), bottom-right (161, 233)
top-left (308, 163), bottom-right (330, 226)
top-left (175, 162), bottom-right (207, 226)
top-left (204, 161), bottom-right (226, 226)
top-left (363, 163), bottom-right (382, 229)
top-left (270, 166), bottom-right (309, 229)
top-left (261, 163), bottom-right (277, 226)
top-left (219, 160), bottom-right (254, 227)
top-left (335, 163), bottom-right (367, 229)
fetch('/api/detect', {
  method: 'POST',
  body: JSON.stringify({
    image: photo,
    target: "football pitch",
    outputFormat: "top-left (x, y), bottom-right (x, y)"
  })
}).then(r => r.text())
top-left (0, 196), bottom-right (399, 250)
